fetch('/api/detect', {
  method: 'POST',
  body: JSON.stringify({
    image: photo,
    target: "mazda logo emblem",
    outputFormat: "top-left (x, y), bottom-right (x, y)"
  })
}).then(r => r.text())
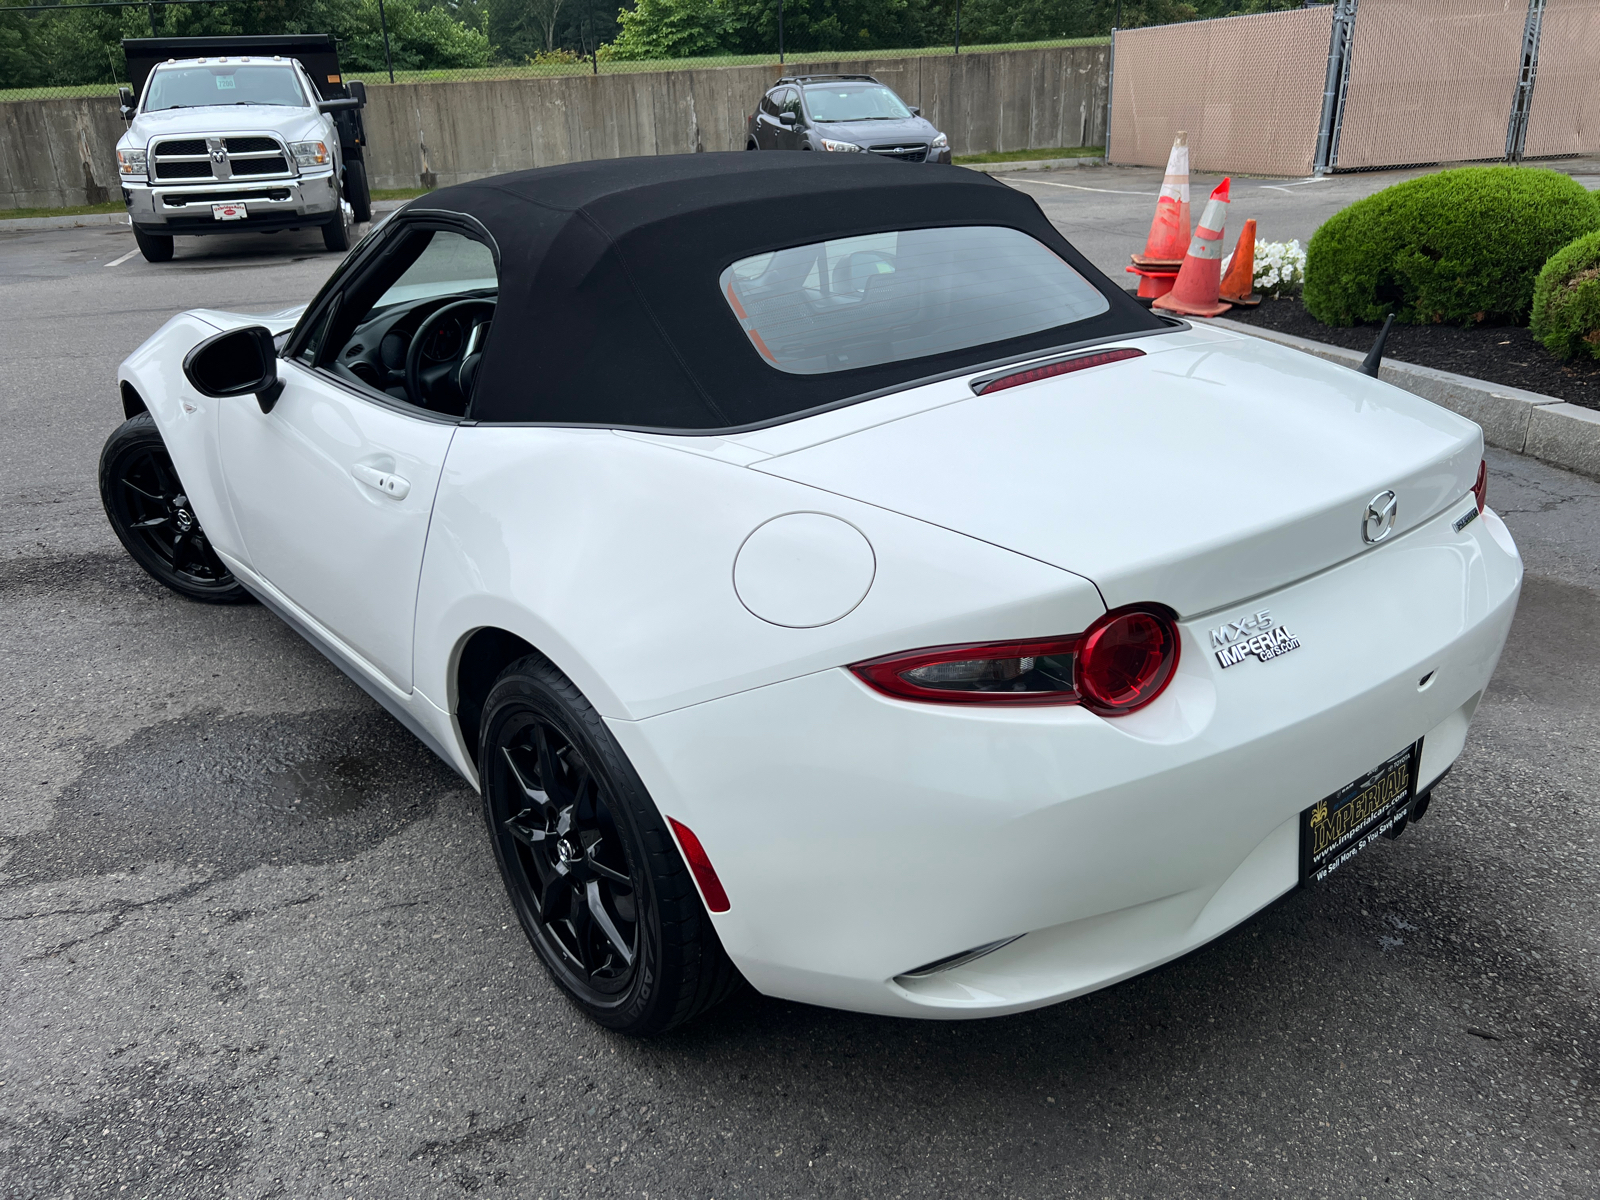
top-left (1363, 490), bottom-right (1398, 543)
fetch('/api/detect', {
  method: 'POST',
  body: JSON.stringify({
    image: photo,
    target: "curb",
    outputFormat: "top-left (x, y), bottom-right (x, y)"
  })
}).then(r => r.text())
top-left (963, 157), bottom-right (1105, 175)
top-left (1204, 316), bottom-right (1600, 482)
top-left (0, 212), bottom-right (131, 232)
top-left (0, 197), bottom-right (408, 234)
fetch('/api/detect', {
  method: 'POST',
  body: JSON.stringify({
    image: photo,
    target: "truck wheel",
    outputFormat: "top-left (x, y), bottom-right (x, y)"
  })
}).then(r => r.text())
top-left (344, 159), bottom-right (372, 223)
top-left (322, 200), bottom-right (352, 252)
top-left (133, 225), bottom-right (173, 263)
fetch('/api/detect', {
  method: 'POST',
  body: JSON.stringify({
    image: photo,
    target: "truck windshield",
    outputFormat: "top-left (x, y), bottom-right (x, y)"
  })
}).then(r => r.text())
top-left (145, 65), bottom-right (308, 110)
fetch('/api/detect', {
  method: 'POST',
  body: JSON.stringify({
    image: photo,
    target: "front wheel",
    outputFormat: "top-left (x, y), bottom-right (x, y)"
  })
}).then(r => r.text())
top-left (480, 655), bottom-right (741, 1035)
top-left (132, 224), bottom-right (173, 262)
top-left (99, 413), bottom-right (251, 603)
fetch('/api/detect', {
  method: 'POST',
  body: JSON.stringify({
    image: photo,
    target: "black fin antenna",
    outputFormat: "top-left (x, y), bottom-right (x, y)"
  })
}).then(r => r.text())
top-left (1360, 312), bottom-right (1396, 378)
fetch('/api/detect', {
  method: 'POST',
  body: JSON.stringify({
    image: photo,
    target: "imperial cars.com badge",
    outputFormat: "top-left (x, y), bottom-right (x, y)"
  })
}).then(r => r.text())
top-left (1209, 609), bottom-right (1304, 669)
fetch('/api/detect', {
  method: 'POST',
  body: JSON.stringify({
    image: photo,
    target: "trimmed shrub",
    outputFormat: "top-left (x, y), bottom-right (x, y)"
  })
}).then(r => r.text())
top-left (1531, 230), bottom-right (1600, 361)
top-left (1304, 167), bottom-right (1600, 326)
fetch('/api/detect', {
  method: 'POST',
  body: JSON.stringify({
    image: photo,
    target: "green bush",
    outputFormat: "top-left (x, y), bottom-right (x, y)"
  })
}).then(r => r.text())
top-left (1530, 230), bottom-right (1600, 361)
top-left (1303, 167), bottom-right (1600, 327)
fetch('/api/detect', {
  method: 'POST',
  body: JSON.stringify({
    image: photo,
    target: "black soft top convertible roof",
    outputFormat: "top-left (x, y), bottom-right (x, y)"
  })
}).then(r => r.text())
top-left (432, 153), bottom-right (1164, 431)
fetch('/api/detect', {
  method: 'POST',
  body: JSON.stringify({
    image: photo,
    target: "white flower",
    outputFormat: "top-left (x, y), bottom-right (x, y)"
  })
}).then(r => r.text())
top-left (1251, 239), bottom-right (1306, 296)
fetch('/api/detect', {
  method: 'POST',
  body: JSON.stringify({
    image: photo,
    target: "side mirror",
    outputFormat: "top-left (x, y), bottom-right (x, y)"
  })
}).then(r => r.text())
top-left (182, 325), bottom-right (284, 413)
top-left (347, 80), bottom-right (367, 106)
top-left (118, 87), bottom-right (135, 119)
top-left (778, 111), bottom-right (797, 127)
top-left (318, 97), bottom-right (362, 113)
top-left (909, 106), bottom-right (921, 116)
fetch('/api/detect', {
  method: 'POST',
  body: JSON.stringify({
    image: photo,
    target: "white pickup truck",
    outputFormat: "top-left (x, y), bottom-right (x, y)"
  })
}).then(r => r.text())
top-left (115, 34), bottom-right (373, 263)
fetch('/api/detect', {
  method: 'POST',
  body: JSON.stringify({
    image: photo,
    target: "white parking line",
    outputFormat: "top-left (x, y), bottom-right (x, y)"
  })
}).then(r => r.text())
top-left (1259, 177), bottom-right (1332, 192)
top-left (105, 247), bottom-right (141, 268)
top-left (998, 176), bottom-right (1158, 197)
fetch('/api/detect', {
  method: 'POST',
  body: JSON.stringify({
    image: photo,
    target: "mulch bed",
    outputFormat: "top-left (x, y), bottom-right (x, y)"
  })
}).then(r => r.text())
top-left (1215, 296), bottom-right (1600, 411)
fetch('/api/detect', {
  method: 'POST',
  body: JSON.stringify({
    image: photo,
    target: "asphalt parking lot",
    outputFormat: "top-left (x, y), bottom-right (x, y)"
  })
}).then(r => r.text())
top-left (2, 173), bottom-right (1598, 1199)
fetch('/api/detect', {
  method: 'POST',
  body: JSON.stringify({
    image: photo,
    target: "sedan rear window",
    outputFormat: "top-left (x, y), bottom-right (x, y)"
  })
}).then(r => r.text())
top-left (720, 227), bottom-right (1110, 376)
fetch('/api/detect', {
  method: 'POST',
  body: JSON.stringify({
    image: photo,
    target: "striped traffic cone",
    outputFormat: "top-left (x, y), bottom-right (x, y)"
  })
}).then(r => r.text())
top-left (1219, 218), bottom-right (1261, 307)
top-left (1154, 178), bottom-right (1232, 318)
top-left (1131, 132), bottom-right (1191, 269)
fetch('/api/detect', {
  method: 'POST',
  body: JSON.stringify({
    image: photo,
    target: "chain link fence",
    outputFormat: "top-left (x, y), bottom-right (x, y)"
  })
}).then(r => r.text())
top-left (1109, 0), bottom-right (1600, 178)
top-left (1108, 5), bottom-right (1332, 177)
top-left (1, 0), bottom-right (1119, 103)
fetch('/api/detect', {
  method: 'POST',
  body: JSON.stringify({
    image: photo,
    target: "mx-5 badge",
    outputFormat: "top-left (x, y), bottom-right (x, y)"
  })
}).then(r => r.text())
top-left (1210, 608), bottom-right (1304, 669)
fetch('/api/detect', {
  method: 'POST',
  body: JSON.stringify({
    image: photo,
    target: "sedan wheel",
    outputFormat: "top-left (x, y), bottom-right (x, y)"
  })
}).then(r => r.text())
top-left (480, 655), bottom-right (740, 1034)
top-left (98, 413), bottom-right (251, 603)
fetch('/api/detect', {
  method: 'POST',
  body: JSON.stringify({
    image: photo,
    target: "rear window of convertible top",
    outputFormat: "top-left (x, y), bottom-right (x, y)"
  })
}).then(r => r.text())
top-left (719, 225), bottom-right (1110, 376)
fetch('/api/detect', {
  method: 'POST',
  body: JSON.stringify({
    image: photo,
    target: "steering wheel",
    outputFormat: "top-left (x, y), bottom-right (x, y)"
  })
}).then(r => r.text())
top-left (405, 298), bottom-right (496, 414)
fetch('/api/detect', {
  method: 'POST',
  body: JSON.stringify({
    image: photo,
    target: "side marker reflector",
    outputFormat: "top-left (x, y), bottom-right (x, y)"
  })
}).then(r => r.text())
top-left (668, 817), bottom-right (731, 913)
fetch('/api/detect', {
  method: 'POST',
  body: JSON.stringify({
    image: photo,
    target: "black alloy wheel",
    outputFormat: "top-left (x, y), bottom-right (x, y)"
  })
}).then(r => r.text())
top-left (99, 413), bottom-right (251, 604)
top-left (480, 655), bottom-right (740, 1035)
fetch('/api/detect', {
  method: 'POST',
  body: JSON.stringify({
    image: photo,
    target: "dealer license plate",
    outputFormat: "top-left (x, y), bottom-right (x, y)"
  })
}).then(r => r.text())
top-left (212, 202), bottom-right (247, 221)
top-left (1300, 741), bottom-right (1421, 884)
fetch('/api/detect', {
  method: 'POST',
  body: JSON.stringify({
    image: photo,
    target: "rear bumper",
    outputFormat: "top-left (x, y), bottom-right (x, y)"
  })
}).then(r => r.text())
top-left (125, 171), bottom-right (338, 234)
top-left (607, 502), bottom-right (1522, 1018)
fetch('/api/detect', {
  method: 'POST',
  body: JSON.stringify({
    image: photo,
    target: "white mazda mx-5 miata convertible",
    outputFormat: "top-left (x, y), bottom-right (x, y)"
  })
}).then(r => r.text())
top-left (101, 153), bottom-right (1521, 1034)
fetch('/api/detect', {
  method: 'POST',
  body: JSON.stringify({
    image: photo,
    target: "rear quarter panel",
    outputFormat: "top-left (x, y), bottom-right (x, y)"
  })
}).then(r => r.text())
top-left (412, 427), bottom-right (1109, 727)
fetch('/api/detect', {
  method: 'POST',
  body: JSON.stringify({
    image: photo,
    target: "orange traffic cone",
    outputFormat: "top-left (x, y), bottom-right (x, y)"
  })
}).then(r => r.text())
top-left (1154, 178), bottom-right (1232, 318)
top-left (1219, 218), bottom-right (1261, 307)
top-left (1125, 264), bottom-right (1178, 303)
top-left (1131, 132), bottom-right (1191, 269)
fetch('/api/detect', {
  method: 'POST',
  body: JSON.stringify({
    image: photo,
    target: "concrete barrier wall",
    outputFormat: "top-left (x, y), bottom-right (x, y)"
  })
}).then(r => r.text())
top-left (0, 44), bottom-right (1108, 209)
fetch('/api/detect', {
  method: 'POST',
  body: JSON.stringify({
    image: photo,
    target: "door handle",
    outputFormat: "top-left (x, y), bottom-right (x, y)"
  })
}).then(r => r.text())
top-left (352, 463), bottom-right (411, 499)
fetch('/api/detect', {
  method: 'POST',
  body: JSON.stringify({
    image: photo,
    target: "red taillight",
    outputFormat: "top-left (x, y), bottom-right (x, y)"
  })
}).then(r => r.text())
top-left (973, 347), bottom-right (1145, 396)
top-left (668, 818), bottom-right (730, 913)
top-left (1472, 458), bottom-right (1488, 514)
top-left (1075, 608), bottom-right (1181, 713)
top-left (849, 605), bottom-right (1180, 715)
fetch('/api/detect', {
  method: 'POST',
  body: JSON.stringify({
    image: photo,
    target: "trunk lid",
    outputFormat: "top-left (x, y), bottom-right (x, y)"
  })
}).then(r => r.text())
top-left (749, 327), bottom-right (1484, 618)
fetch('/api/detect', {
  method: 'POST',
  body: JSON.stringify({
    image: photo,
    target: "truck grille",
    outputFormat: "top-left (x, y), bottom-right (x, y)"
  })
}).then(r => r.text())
top-left (154, 161), bottom-right (213, 180)
top-left (148, 135), bottom-right (293, 183)
top-left (868, 143), bottom-right (929, 163)
top-left (231, 155), bottom-right (289, 175)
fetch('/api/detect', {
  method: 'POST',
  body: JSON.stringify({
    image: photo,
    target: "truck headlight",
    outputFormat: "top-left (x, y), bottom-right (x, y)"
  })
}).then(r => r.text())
top-left (931, 132), bottom-right (949, 149)
top-left (290, 141), bottom-right (329, 168)
top-left (117, 148), bottom-right (147, 177)
top-left (819, 139), bottom-right (863, 153)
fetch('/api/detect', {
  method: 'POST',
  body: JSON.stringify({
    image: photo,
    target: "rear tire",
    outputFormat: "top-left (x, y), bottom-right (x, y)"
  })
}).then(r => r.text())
top-left (479, 654), bottom-right (741, 1035)
top-left (322, 198), bottom-right (352, 252)
top-left (132, 225), bottom-right (173, 263)
top-left (99, 413), bottom-right (251, 604)
top-left (344, 158), bottom-right (372, 223)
